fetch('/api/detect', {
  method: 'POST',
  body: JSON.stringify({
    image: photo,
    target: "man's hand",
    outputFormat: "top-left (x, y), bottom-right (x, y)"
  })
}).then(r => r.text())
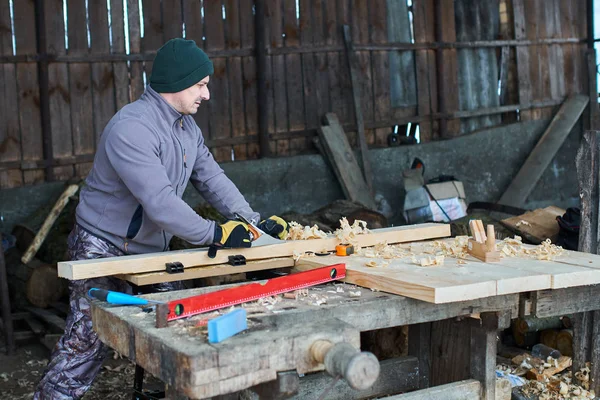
top-left (213, 221), bottom-right (252, 248)
top-left (258, 216), bottom-right (289, 240)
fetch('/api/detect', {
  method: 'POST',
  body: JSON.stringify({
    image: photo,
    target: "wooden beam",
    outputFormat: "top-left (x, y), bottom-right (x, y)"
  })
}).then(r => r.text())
top-left (470, 313), bottom-right (498, 399)
top-left (58, 223), bottom-right (451, 280)
top-left (383, 379), bottom-right (481, 400)
top-left (498, 95), bottom-right (589, 207)
top-left (318, 113), bottom-right (376, 209)
top-left (577, 131), bottom-right (600, 255)
top-left (343, 25), bottom-right (374, 194)
top-left (122, 258), bottom-right (294, 286)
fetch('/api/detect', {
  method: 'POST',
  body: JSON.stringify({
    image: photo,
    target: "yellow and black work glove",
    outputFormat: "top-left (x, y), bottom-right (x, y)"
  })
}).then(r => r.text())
top-left (257, 216), bottom-right (289, 240)
top-left (213, 220), bottom-right (252, 248)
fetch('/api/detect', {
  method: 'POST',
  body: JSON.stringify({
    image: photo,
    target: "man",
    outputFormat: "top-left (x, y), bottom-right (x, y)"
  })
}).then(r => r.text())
top-left (34, 38), bottom-right (288, 399)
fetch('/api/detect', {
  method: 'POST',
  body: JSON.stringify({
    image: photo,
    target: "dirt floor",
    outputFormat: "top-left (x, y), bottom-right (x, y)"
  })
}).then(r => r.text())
top-left (0, 338), bottom-right (149, 399)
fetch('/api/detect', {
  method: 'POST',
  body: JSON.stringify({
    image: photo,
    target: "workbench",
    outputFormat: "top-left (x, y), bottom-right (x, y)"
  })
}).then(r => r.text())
top-left (87, 234), bottom-right (600, 399)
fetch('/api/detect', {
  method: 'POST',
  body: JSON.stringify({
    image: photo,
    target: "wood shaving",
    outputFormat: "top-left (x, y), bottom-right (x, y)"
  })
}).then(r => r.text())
top-left (516, 220), bottom-right (532, 227)
top-left (286, 221), bottom-right (329, 240)
top-left (334, 218), bottom-right (370, 246)
top-left (349, 291), bottom-right (361, 297)
top-left (365, 260), bottom-right (389, 268)
top-left (500, 236), bottom-right (565, 261)
top-left (412, 255), bottom-right (445, 267)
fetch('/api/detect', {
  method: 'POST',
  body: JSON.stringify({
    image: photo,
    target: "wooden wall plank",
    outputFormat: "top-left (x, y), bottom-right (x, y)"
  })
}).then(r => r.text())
top-left (513, 0), bottom-right (533, 121)
top-left (313, 0), bottom-right (331, 119)
top-left (183, 1), bottom-right (211, 145)
top-left (370, 0), bottom-right (391, 146)
top-left (299, 0), bottom-right (319, 135)
top-left (141, 0), bottom-right (163, 78)
top-left (410, 0), bottom-right (437, 142)
top-left (110, 0), bottom-right (131, 110)
top-left (127, 0), bottom-right (145, 101)
top-left (90, 0), bottom-right (116, 146)
top-left (239, 0), bottom-right (259, 159)
top-left (67, 0), bottom-right (94, 178)
top-left (205, 0), bottom-right (232, 162)
top-left (284, 0), bottom-right (306, 155)
top-left (14, 0), bottom-right (49, 184)
top-left (0, 0), bottom-right (23, 187)
top-left (224, 0), bottom-right (248, 160)
top-left (267, 0), bottom-right (289, 156)
top-left (162, 0), bottom-right (182, 41)
top-left (351, 0), bottom-right (375, 145)
top-left (335, 0), bottom-right (355, 147)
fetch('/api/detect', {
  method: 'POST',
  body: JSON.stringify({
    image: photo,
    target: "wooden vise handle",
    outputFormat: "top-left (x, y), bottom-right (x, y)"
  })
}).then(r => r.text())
top-left (310, 340), bottom-right (380, 391)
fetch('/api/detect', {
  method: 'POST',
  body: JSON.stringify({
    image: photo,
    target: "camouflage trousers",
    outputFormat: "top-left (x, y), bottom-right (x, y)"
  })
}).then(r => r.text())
top-left (34, 225), bottom-right (183, 400)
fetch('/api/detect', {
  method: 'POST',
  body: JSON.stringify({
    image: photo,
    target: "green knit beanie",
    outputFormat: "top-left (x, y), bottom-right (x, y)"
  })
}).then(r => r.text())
top-left (149, 38), bottom-right (214, 93)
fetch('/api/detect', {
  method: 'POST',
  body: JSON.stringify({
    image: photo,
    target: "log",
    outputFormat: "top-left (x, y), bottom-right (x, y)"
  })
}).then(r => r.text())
top-left (21, 183), bottom-right (79, 264)
top-left (539, 329), bottom-right (559, 349)
top-left (556, 329), bottom-right (573, 357)
top-left (516, 316), bottom-right (564, 334)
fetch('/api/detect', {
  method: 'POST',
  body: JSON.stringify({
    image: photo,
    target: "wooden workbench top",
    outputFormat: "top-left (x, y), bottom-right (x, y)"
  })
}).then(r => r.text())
top-left (90, 282), bottom-right (519, 399)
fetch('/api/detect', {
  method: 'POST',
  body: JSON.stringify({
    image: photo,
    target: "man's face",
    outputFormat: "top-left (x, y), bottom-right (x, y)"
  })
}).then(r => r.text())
top-left (168, 76), bottom-right (210, 115)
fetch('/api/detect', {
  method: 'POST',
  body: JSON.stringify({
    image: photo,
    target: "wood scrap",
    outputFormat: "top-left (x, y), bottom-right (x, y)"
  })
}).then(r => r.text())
top-left (502, 206), bottom-right (566, 244)
top-left (21, 183), bottom-right (79, 264)
top-left (499, 94), bottom-right (589, 208)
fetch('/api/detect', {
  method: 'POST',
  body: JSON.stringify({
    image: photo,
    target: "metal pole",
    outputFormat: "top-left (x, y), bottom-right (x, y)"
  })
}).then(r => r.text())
top-left (0, 239), bottom-right (15, 355)
top-left (254, 0), bottom-right (271, 158)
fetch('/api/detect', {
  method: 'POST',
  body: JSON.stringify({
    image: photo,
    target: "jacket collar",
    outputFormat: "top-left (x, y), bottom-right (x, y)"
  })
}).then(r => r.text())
top-left (143, 85), bottom-right (184, 125)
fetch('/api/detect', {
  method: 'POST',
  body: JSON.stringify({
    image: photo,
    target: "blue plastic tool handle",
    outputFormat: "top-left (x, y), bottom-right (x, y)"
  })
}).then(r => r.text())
top-left (87, 288), bottom-right (153, 306)
top-left (208, 309), bottom-right (248, 343)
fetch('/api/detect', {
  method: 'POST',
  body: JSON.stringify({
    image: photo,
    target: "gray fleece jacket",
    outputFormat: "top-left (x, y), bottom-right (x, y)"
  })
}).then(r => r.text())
top-left (76, 85), bottom-right (259, 254)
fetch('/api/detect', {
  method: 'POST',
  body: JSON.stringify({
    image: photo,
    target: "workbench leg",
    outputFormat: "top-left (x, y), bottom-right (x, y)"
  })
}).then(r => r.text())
top-left (408, 322), bottom-right (431, 389)
top-left (0, 239), bottom-right (15, 355)
top-left (572, 310), bottom-right (600, 393)
top-left (250, 370), bottom-right (299, 399)
top-left (469, 313), bottom-right (497, 400)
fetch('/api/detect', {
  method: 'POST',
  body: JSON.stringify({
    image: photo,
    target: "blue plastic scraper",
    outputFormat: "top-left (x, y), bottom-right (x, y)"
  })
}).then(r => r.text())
top-left (208, 309), bottom-right (248, 343)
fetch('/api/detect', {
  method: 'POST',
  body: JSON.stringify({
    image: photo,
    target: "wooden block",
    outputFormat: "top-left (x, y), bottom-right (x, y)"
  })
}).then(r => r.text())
top-left (467, 239), bottom-right (501, 263)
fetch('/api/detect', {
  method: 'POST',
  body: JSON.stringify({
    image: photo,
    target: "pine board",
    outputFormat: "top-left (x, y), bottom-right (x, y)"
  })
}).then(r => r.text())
top-left (501, 206), bottom-right (565, 244)
top-left (295, 239), bottom-right (600, 304)
top-left (58, 223), bottom-right (450, 280)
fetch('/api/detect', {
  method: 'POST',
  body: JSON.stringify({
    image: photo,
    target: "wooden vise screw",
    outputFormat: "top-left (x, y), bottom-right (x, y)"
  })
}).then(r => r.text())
top-left (310, 340), bottom-right (380, 390)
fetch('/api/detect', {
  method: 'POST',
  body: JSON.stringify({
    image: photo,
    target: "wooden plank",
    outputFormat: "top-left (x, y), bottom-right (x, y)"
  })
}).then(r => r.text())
top-left (183, 0), bottom-right (211, 142)
top-left (122, 257), bottom-right (294, 286)
top-left (239, 0), bottom-right (259, 159)
top-left (26, 306), bottom-right (66, 332)
top-left (435, 0), bottom-right (460, 138)
top-left (577, 131), bottom-right (600, 255)
top-left (408, 322), bottom-right (431, 389)
top-left (14, 0), bottom-right (46, 184)
top-left (224, 0), bottom-right (248, 161)
top-left (470, 313), bottom-right (498, 400)
top-left (369, 0), bottom-right (391, 146)
top-left (0, 0), bottom-right (23, 188)
top-left (162, 0), bottom-right (182, 41)
top-left (343, 25), bottom-right (374, 193)
top-left (110, 0), bottom-right (130, 110)
top-left (384, 379), bottom-right (481, 400)
top-left (501, 206), bottom-right (565, 244)
top-left (292, 357), bottom-right (419, 400)
top-left (318, 113), bottom-right (376, 209)
top-left (67, 0), bottom-right (95, 178)
top-left (498, 95), bottom-right (589, 208)
top-left (412, 0), bottom-right (437, 142)
top-left (141, 0), bottom-right (163, 77)
top-left (531, 285), bottom-right (600, 318)
top-left (58, 223), bottom-right (451, 280)
top-left (513, 0), bottom-right (533, 121)
top-left (127, 0), bottom-right (145, 101)
top-left (205, 0), bottom-right (231, 162)
top-left (299, 0), bottom-right (319, 134)
top-left (284, 0), bottom-right (306, 155)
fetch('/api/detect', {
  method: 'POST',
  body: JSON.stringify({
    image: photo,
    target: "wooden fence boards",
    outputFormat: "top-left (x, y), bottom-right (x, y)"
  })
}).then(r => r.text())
top-left (0, 0), bottom-right (22, 188)
top-left (0, 0), bottom-right (593, 186)
top-left (13, 0), bottom-right (45, 185)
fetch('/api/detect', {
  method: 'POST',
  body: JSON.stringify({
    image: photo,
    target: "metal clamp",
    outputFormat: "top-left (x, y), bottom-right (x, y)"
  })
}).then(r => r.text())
top-left (165, 262), bottom-right (184, 274)
top-left (228, 255), bottom-right (246, 266)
